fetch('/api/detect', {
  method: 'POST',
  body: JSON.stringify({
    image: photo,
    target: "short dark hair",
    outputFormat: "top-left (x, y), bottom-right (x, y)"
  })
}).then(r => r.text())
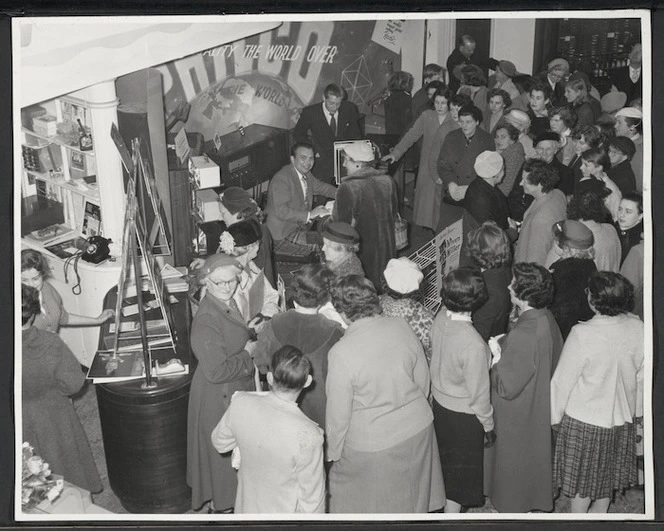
top-left (550, 106), bottom-right (578, 130)
top-left (587, 271), bottom-right (634, 316)
top-left (487, 88), bottom-right (512, 109)
top-left (426, 80), bottom-right (447, 93)
top-left (423, 63), bottom-right (445, 80)
top-left (457, 34), bottom-right (476, 47)
top-left (567, 190), bottom-right (607, 223)
top-left (571, 124), bottom-right (602, 148)
top-left (388, 71), bottom-right (414, 92)
top-left (449, 92), bottom-right (472, 109)
top-left (323, 84), bottom-right (343, 99)
top-left (529, 81), bottom-right (553, 101)
top-left (21, 249), bottom-right (50, 278)
top-left (461, 64), bottom-right (487, 87)
top-left (523, 159), bottom-right (559, 193)
top-left (22, 284), bottom-right (41, 326)
top-left (291, 142), bottom-right (315, 158)
top-left (511, 262), bottom-right (554, 309)
top-left (581, 147), bottom-right (610, 173)
top-left (433, 87), bottom-right (454, 106)
top-left (466, 221), bottom-right (512, 269)
top-left (330, 275), bottom-right (382, 322)
top-left (458, 104), bottom-right (483, 124)
top-left (287, 263), bottom-right (336, 309)
top-left (494, 123), bottom-right (520, 142)
top-left (270, 345), bottom-right (312, 391)
top-left (440, 267), bottom-right (488, 313)
top-left (622, 191), bottom-right (644, 214)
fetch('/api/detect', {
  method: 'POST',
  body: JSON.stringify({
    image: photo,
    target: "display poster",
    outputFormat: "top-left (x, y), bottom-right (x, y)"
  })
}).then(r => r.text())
top-left (371, 20), bottom-right (406, 54)
top-left (435, 219), bottom-right (464, 294)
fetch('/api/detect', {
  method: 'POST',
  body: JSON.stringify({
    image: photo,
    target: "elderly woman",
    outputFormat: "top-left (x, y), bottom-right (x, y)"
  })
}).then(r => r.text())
top-left (482, 88), bottom-right (511, 136)
top-left (552, 272), bottom-right (643, 513)
top-left (320, 220), bottom-right (364, 278)
top-left (494, 123), bottom-right (525, 197)
top-left (218, 217), bottom-right (280, 326)
top-left (21, 284), bottom-right (102, 494)
top-left (254, 264), bottom-right (344, 428)
top-left (186, 254), bottom-right (258, 512)
top-left (526, 82), bottom-right (553, 138)
top-left (382, 87), bottom-right (458, 231)
top-left (326, 275), bottom-right (445, 513)
top-left (607, 136), bottom-right (637, 195)
top-left (503, 109), bottom-right (536, 158)
top-left (332, 142), bottom-right (397, 291)
top-left (466, 221), bottom-right (512, 342)
top-left (430, 268), bottom-right (493, 513)
top-left (547, 220), bottom-right (598, 340)
top-left (513, 159), bottom-right (567, 265)
top-left (20, 249), bottom-right (114, 334)
top-left (615, 192), bottom-right (644, 266)
top-left (545, 190), bottom-right (621, 273)
top-left (211, 345), bottom-right (325, 514)
top-left (549, 106), bottom-right (578, 166)
top-left (565, 78), bottom-right (595, 126)
top-left (378, 257), bottom-right (435, 363)
top-left (486, 262), bottom-right (563, 513)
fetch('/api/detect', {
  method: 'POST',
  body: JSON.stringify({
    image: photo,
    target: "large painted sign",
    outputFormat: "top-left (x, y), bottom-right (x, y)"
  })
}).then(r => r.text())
top-left (155, 21), bottom-right (401, 141)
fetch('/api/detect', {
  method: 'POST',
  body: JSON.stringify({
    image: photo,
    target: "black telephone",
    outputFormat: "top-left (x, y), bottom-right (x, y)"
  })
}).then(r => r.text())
top-left (81, 235), bottom-right (111, 264)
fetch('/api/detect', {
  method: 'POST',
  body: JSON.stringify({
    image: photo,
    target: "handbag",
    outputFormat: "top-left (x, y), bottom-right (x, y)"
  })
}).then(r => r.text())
top-left (394, 213), bottom-right (408, 251)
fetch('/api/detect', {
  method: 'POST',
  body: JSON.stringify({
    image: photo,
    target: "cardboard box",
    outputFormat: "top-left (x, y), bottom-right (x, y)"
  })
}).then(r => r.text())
top-left (195, 189), bottom-right (222, 222)
top-left (32, 115), bottom-right (58, 137)
top-left (188, 154), bottom-right (220, 189)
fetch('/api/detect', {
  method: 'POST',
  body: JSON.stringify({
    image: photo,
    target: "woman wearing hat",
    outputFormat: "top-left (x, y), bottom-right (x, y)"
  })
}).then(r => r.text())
top-left (548, 220), bottom-right (598, 340)
top-left (218, 218), bottom-right (280, 327)
top-left (486, 262), bottom-right (563, 513)
top-left (463, 150), bottom-right (511, 230)
top-left (502, 109), bottom-right (535, 159)
top-left (382, 87), bottom-right (458, 231)
top-left (549, 106), bottom-right (578, 166)
top-left (614, 107), bottom-right (643, 192)
top-left (535, 58), bottom-right (569, 108)
top-left (492, 60), bottom-right (521, 101)
top-left (254, 264), bottom-right (344, 429)
top-left (326, 275), bottom-right (445, 513)
top-left (607, 136), bottom-right (637, 195)
top-left (552, 271), bottom-right (643, 513)
top-left (379, 257), bottom-right (435, 362)
top-left (321, 221), bottom-right (365, 278)
top-left (187, 254), bottom-right (258, 512)
top-left (333, 142), bottom-right (397, 291)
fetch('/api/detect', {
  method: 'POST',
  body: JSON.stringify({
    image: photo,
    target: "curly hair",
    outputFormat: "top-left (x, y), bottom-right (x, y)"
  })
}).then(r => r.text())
top-left (440, 267), bottom-right (488, 313)
top-left (388, 71), bottom-right (414, 92)
top-left (22, 284), bottom-right (41, 326)
top-left (571, 124), bottom-right (602, 148)
top-left (433, 87), bottom-right (455, 106)
top-left (511, 262), bottom-right (554, 309)
top-left (458, 104), bottom-right (484, 124)
top-left (494, 123), bottom-right (520, 142)
top-left (270, 345), bottom-right (312, 391)
top-left (461, 64), bottom-right (487, 87)
top-left (587, 271), bottom-right (634, 316)
top-left (330, 275), bottom-right (382, 322)
top-left (449, 92), bottom-right (472, 109)
top-left (487, 88), bottom-right (512, 110)
top-left (466, 221), bottom-right (512, 269)
top-left (522, 159), bottom-right (559, 193)
top-left (550, 106), bottom-right (578, 130)
top-left (287, 263), bottom-right (336, 309)
top-left (21, 249), bottom-right (50, 278)
top-left (567, 190), bottom-right (607, 223)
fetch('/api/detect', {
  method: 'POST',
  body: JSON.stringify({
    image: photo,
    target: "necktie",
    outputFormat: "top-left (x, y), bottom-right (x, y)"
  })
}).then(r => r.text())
top-left (301, 174), bottom-right (309, 206)
top-left (329, 114), bottom-right (337, 137)
top-left (228, 297), bottom-right (240, 315)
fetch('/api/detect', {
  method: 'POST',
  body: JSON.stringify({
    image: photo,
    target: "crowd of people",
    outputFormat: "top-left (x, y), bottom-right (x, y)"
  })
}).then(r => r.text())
top-left (20, 32), bottom-right (646, 517)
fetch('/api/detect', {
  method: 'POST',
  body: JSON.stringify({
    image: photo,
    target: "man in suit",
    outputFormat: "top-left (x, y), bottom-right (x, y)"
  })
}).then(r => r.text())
top-left (265, 142), bottom-right (337, 253)
top-left (293, 84), bottom-right (362, 185)
top-left (446, 34), bottom-right (498, 93)
top-left (610, 42), bottom-right (642, 104)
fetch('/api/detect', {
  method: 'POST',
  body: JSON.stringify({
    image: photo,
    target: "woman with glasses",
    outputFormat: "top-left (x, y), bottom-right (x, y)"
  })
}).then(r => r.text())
top-left (187, 254), bottom-right (259, 513)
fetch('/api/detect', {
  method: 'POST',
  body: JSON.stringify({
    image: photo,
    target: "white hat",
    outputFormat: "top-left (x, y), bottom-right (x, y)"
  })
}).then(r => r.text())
top-left (615, 107), bottom-right (643, 120)
top-left (343, 142), bottom-right (375, 162)
top-left (474, 151), bottom-right (504, 179)
top-left (383, 257), bottom-right (424, 294)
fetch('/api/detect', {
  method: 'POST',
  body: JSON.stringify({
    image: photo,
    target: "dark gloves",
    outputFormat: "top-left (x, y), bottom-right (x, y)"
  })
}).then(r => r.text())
top-left (484, 429), bottom-right (497, 448)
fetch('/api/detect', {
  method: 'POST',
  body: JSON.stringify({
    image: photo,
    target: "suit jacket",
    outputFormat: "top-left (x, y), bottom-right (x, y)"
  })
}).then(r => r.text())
top-left (293, 101), bottom-right (362, 184)
top-left (265, 163), bottom-right (336, 241)
top-left (610, 66), bottom-right (642, 103)
top-left (211, 391), bottom-right (325, 514)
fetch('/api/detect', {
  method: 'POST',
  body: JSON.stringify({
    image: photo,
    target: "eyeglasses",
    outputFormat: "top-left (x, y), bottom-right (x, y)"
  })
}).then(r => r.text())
top-left (208, 277), bottom-right (238, 288)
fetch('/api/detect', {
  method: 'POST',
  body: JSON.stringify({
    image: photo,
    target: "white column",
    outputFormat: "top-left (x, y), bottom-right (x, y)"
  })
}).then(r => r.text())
top-left (81, 80), bottom-right (126, 244)
top-left (425, 19), bottom-right (456, 86)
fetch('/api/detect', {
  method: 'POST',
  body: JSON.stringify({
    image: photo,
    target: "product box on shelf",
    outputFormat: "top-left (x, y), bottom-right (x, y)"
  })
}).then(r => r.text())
top-left (195, 189), bottom-right (222, 222)
top-left (32, 115), bottom-right (58, 137)
top-left (188, 154), bottom-right (220, 189)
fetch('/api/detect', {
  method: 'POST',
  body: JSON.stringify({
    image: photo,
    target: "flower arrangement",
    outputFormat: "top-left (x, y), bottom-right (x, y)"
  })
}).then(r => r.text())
top-left (21, 442), bottom-right (63, 510)
top-left (218, 231), bottom-right (236, 255)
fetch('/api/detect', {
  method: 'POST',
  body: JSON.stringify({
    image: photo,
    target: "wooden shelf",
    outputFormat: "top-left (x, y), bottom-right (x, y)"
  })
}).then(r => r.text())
top-left (23, 127), bottom-right (95, 157)
top-left (28, 170), bottom-right (100, 203)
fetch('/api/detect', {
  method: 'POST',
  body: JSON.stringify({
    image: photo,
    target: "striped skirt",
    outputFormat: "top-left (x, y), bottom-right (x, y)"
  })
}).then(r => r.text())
top-left (553, 414), bottom-right (637, 500)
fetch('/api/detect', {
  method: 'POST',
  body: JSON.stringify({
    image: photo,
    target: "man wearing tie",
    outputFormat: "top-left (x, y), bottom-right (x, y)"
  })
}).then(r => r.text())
top-left (265, 142), bottom-right (337, 253)
top-left (293, 84), bottom-right (362, 185)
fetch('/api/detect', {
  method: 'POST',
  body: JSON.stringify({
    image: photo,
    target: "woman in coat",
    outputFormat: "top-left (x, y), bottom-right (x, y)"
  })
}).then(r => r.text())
top-left (326, 275), bottom-right (445, 513)
top-left (494, 123), bottom-right (525, 197)
top-left (486, 262), bottom-right (564, 513)
top-left (552, 272), bottom-right (643, 512)
top-left (332, 142), bottom-right (397, 291)
top-left (186, 254), bottom-right (258, 512)
top-left (382, 87), bottom-right (458, 231)
top-left (254, 263), bottom-right (344, 428)
top-left (21, 284), bottom-right (102, 494)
